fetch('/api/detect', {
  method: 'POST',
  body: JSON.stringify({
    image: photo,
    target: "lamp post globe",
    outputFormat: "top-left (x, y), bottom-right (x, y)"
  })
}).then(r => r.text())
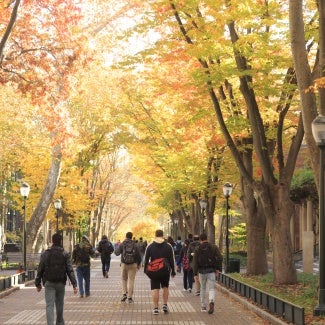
top-left (223, 182), bottom-right (233, 273)
top-left (223, 182), bottom-right (233, 198)
top-left (20, 182), bottom-right (30, 272)
top-left (312, 115), bottom-right (325, 316)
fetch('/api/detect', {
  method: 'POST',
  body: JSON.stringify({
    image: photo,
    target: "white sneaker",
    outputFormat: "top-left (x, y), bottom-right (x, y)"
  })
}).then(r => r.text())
top-left (188, 288), bottom-right (192, 293)
top-left (162, 304), bottom-right (169, 313)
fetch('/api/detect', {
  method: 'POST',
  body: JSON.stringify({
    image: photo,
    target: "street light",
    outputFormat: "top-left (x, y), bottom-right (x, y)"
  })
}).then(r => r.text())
top-left (174, 217), bottom-right (179, 238)
top-left (199, 199), bottom-right (207, 233)
top-left (53, 199), bottom-right (62, 233)
top-left (223, 182), bottom-right (233, 273)
top-left (312, 115), bottom-right (325, 316)
top-left (20, 182), bottom-right (30, 272)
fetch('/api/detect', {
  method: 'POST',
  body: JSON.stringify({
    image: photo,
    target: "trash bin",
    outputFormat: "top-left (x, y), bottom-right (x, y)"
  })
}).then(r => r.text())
top-left (227, 258), bottom-right (240, 273)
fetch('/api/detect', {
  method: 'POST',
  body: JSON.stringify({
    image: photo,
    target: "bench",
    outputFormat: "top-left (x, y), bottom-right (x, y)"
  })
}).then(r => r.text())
top-left (4, 252), bottom-right (41, 269)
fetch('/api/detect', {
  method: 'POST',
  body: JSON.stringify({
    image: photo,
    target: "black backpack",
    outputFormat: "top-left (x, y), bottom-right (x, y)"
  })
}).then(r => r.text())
top-left (45, 247), bottom-right (67, 282)
top-left (122, 241), bottom-right (136, 264)
top-left (101, 241), bottom-right (114, 255)
top-left (197, 243), bottom-right (217, 268)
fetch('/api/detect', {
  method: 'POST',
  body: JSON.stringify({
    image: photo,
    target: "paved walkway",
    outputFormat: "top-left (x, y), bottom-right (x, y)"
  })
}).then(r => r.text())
top-left (0, 255), bottom-right (275, 324)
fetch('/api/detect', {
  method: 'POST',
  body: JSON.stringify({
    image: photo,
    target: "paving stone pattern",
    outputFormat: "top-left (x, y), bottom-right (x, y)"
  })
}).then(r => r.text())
top-left (0, 255), bottom-right (268, 324)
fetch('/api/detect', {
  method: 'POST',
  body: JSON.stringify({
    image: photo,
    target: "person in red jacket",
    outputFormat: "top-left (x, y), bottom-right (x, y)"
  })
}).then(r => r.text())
top-left (144, 229), bottom-right (176, 315)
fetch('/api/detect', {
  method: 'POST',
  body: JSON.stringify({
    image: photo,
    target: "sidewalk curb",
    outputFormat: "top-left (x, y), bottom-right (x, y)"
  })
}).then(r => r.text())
top-left (0, 279), bottom-right (35, 299)
top-left (216, 283), bottom-right (288, 325)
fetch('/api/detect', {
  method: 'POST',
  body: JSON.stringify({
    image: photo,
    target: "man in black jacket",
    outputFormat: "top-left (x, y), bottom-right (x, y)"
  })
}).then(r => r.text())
top-left (193, 233), bottom-right (223, 315)
top-left (144, 229), bottom-right (176, 315)
top-left (97, 235), bottom-right (114, 278)
top-left (35, 233), bottom-right (77, 325)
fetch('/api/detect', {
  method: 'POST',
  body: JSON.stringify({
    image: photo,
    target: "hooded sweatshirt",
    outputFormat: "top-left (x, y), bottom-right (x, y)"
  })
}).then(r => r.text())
top-left (72, 237), bottom-right (94, 267)
top-left (143, 237), bottom-right (176, 276)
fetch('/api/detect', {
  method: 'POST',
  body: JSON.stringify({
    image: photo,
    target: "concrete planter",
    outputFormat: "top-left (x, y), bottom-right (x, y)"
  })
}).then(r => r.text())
top-left (0, 278), bottom-right (5, 291)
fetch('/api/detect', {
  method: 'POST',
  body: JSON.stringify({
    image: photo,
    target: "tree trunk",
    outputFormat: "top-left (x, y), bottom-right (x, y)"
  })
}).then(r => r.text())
top-left (289, 0), bottom-right (319, 188)
top-left (244, 190), bottom-right (268, 275)
top-left (261, 183), bottom-right (297, 284)
top-left (26, 144), bottom-right (62, 252)
top-left (206, 195), bottom-right (216, 244)
top-left (240, 137), bottom-right (268, 275)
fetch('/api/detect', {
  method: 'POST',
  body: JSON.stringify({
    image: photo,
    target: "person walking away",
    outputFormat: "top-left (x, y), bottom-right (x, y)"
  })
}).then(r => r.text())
top-left (114, 239), bottom-right (121, 251)
top-left (35, 233), bottom-right (77, 325)
top-left (115, 231), bottom-right (141, 303)
top-left (144, 229), bottom-right (176, 315)
top-left (193, 233), bottom-right (223, 314)
top-left (137, 237), bottom-right (147, 266)
top-left (167, 236), bottom-right (175, 248)
top-left (97, 235), bottom-right (114, 278)
top-left (177, 239), bottom-right (193, 292)
top-left (72, 235), bottom-right (94, 298)
top-left (187, 234), bottom-right (201, 295)
top-left (173, 236), bottom-right (183, 265)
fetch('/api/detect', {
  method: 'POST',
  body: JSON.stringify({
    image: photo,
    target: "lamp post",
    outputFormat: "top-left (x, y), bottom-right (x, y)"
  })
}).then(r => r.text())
top-left (174, 217), bottom-right (179, 239)
top-left (53, 199), bottom-right (62, 233)
top-left (312, 115), bottom-right (325, 315)
top-left (223, 182), bottom-right (233, 273)
top-left (199, 200), bottom-right (207, 233)
top-left (168, 219), bottom-right (172, 236)
top-left (20, 182), bottom-right (30, 272)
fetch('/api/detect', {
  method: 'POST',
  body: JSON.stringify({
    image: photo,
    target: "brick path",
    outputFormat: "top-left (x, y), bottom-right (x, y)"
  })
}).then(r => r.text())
top-left (0, 255), bottom-right (276, 324)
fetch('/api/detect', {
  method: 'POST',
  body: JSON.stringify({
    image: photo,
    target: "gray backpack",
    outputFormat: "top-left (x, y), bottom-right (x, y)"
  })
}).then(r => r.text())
top-left (122, 241), bottom-right (136, 264)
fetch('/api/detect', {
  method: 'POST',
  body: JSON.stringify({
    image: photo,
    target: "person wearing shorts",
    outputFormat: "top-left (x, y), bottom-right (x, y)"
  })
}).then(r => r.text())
top-left (144, 229), bottom-right (176, 315)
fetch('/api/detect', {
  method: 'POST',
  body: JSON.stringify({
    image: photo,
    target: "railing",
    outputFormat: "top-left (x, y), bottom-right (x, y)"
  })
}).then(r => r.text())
top-left (217, 273), bottom-right (305, 325)
top-left (3, 252), bottom-right (41, 269)
top-left (0, 270), bottom-right (36, 293)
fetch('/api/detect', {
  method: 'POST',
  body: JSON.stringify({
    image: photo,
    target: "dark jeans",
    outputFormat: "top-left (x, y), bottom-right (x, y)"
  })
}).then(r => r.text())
top-left (101, 255), bottom-right (111, 276)
top-left (76, 266), bottom-right (90, 296)
top-left (183, 269), bottom-right (194, 290)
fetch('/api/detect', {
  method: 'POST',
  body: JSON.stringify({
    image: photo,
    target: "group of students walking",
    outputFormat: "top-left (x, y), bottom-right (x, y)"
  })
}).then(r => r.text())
top-left (34, 229), bottom-right (222, 324)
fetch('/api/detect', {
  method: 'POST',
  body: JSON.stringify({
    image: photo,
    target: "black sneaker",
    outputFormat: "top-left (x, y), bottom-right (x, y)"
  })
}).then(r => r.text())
top-left (195, 291), bottom-right (200, 296)
top-left (128, 298), bottom-right (134, 303)
top-left (162, 304), bottom-right (169, 313)
top-left (121, 294), bottom-right (127, 302)
top-left (208, 302), bottom-right (214, 314)
top-left (153, 307), bottom-right (159, 315)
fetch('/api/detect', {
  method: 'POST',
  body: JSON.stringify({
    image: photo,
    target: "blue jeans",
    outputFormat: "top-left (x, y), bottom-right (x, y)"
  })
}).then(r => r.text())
top-left (44, 281), bottom-right (65, 325)
top-left (101, 255), bottom-right (111, 276)
top-left (76, 266), bottom-right (90, 296)
top-left (198, 272), bottom-right (216, 308)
